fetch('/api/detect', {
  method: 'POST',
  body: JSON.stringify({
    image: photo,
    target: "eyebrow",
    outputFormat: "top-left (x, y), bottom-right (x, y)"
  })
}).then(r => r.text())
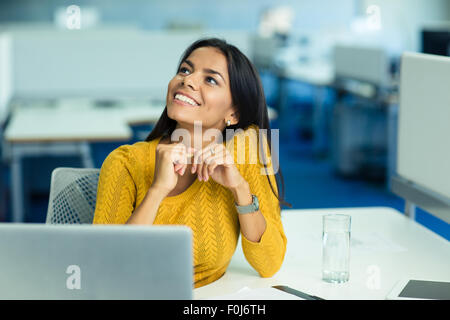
top-left (183, 59), bottom-right (226, 84)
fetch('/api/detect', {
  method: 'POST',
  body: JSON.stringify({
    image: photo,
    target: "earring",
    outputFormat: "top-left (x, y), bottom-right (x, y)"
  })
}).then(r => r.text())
top-left (226, 120), bottom-right (231, 126)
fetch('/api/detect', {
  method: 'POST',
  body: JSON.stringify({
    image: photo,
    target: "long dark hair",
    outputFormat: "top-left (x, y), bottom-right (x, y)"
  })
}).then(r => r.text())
top-left (146, 38), bottom-right (290, 208)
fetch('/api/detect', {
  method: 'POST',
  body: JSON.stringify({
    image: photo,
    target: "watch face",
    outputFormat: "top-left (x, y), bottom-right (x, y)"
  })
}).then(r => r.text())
top-left (253, 195), bottom-right (259, 209)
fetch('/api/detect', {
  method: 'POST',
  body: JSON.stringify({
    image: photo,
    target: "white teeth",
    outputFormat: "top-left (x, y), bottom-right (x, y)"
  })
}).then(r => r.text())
top-left (175, 94), bottom-right (198, 106)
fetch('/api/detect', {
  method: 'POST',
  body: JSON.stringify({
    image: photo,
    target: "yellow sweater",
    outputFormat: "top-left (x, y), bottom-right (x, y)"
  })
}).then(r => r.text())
top-left (93, 124), bottom-right (287, 288)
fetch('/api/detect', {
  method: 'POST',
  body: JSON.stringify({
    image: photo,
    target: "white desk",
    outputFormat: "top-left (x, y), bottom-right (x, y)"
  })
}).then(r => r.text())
top-left (194, 207), bottom-right (450, 300)
top-left (280, 62), bottom-right (334, 87)
top-left (4, 106), bottom-right (133, 143)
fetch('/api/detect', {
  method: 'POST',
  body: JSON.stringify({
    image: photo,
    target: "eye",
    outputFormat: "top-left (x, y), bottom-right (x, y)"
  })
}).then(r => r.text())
top-left (206, 76), bottom-right (218, 85)
top-left (178, 67), bottom-right (190, 75)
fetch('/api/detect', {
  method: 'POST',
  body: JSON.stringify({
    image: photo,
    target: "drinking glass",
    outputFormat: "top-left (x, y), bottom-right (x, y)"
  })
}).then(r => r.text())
top-left (322, 214), bottom-right (351, 283)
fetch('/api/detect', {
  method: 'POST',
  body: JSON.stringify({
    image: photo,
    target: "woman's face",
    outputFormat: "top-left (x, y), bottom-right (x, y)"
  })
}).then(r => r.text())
top-left (166, 46), bottom-right (237, 130)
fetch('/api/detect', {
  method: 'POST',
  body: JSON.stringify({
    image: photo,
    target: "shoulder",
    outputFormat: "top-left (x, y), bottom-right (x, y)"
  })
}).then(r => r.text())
top-left (101, 140), bottom-right (155, 172)
top-left (225, 124), bottom-right (269, 166)
top-left (225, 124), bottom-right (259, 152)
top-left (228, 124), bottom-right (260, 138)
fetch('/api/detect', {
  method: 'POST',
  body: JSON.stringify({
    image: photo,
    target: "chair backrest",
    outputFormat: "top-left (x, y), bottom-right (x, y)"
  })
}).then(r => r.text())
top-left (46, 167), bottom-right (100, 224)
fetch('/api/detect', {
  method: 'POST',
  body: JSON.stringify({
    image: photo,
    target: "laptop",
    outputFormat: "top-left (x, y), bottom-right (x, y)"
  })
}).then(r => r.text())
top-left (0, 223), bottom-right (193, 299)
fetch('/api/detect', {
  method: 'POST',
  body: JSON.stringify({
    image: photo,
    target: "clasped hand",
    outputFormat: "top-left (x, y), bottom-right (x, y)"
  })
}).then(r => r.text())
top-left (152, 141), bottom-right (245, 195)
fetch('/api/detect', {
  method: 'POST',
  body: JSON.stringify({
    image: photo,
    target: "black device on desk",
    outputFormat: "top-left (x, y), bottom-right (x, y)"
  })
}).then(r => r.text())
top-left (386, 279), bottom-right (450, 300)
top-left (272, 285), bottom-right (325, 300)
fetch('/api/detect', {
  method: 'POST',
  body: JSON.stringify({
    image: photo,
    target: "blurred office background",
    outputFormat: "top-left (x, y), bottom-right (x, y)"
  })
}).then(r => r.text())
top-left (0, 0), bottom-right (449, 239)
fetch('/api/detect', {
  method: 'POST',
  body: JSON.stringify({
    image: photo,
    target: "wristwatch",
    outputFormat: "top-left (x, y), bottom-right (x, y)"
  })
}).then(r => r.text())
top-left (235, 194), bottom-right (259, 214)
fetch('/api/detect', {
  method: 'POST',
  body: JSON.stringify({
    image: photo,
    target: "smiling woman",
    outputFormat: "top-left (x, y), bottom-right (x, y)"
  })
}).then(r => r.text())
top-left (93, 38), bottom-right (289, 288)
top-left (166, 46), bottom-right (234, 128)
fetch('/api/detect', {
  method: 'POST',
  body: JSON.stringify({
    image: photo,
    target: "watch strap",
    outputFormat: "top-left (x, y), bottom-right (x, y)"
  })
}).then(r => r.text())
top-left (235, 194), bottom-right (259, 214)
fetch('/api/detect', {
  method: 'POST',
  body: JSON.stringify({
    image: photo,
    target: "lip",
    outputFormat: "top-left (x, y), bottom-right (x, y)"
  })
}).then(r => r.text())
top-left (173, 91), bottom-right (201, 106)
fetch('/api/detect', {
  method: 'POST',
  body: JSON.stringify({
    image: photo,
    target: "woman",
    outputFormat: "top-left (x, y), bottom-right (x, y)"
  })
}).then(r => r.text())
top-left (93, 38), bottom-right (289, 288)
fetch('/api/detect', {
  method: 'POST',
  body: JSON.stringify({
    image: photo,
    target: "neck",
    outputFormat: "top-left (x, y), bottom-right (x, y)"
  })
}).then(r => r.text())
top-left (170, 122), bottom-right (225, 150)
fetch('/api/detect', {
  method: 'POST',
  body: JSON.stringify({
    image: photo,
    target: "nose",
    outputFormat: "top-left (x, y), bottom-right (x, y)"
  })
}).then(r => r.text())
top-left (181, 73), bottom-right (199, 91)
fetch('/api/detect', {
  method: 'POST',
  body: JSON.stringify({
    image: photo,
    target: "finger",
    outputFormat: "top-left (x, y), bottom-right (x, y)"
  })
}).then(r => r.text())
top-left (196, 143), bottom-right (218, 163)
top-left (193, 147), bottom-right (206, 177)
top-left (187, 147), bottom-right (196, 165)
top-left (205, 156), bottom-right (222, 176)
top-left (181, 164), bottom-right (187, 175)
top-left (202, 160), bottom-right (209, 181)
top-left (191, 147), bottom-right (203, 173)
top-left (180, 147), bottom-right (192, 175)
top-left (174, 144), bottom-right (195, 166)
top-left (174, 161), bottom-right (186, 176)
top-left (174, 162), bottom-right (182, 172)
top-left (202, 152), bottom-right (218, 174)
top-left (192, 143), bottom-right (221, 175)
top-left (171, 144), bottom-right (184, 151)
top-left (202, 145), bottom-right (233, 176)
top-left (179, 150), bottom-right (190, 175)
top-left (178, 144), bottom-right (190, 166)
top-left (201, 145), bottom-right (218, 180)
top-left (178, 163), bottom-right (187, 176)
top-left (197, 154), bottom-right (204, 181)
top-left (171, 145), bottom-right (186, 164)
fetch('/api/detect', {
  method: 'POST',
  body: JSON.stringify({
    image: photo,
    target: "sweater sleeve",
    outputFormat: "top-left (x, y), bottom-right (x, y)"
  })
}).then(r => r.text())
top-left (93, 145), bottom-right (137, 224)
top-left (240, 147), bottom-right (287, 278)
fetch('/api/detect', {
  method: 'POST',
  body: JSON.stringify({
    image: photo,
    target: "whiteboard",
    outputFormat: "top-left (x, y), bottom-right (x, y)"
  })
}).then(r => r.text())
top-left (397, 52), bottom-right (450, 200)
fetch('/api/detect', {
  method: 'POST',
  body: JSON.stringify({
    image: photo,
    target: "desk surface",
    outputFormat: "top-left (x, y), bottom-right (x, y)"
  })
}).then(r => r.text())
top-left (194, 207), bottom-right (450, 300)
top-left (4, 106), bottom-right (130, 143)
top-left (4, 103), bottom-right (165, 143)
top-left (278, 61), bottom-right (334, 86)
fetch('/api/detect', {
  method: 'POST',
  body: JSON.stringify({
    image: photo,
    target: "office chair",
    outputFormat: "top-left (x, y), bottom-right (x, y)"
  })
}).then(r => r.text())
top-left (46, 167), bottom-right (100, 224)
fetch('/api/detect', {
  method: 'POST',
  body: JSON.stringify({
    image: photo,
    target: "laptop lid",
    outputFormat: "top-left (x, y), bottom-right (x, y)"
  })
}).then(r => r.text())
top-left (0, 223), bottom-right (193, 300)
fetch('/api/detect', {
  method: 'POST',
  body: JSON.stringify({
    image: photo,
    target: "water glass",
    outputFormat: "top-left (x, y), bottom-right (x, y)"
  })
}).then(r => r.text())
top-left (322, 214), bottom-right (351, 283)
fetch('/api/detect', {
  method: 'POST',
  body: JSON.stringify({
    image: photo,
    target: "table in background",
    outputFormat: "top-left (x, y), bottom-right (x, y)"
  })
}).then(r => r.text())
top-left (194, 207), bottom-right (450, 300)
top-left (3, 103), bottom-right (164, 222)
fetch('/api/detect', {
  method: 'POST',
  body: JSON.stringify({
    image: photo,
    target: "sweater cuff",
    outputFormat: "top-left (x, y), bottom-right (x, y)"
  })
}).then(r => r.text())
top-left (241, 220), bottom-right (275, 248)
top-left (240, 221), bottom-right (285, 277)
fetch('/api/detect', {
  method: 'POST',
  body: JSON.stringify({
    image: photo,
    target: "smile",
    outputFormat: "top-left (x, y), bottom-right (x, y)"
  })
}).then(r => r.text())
top-left (174, 93), bottom-right (200, 106)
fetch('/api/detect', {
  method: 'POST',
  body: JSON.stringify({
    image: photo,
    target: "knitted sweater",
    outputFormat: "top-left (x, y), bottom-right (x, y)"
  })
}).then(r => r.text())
top-left (93, 124), bottom-right (287, 288)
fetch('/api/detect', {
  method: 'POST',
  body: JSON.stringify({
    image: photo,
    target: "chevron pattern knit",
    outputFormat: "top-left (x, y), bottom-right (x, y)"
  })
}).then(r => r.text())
top-left (93, 125), bottom-right (287, 288)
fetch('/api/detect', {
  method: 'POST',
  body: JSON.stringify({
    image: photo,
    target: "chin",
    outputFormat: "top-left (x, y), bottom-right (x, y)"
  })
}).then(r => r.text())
top-left (167, 103), bottom-right (195, 124)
